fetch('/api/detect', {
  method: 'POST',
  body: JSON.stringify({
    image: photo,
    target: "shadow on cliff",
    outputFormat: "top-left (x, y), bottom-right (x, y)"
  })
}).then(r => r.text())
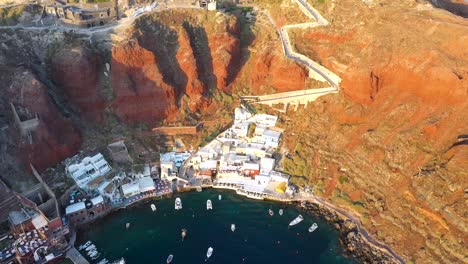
top-left (183, 21), bottom-right (217, 95)
top-left (224, 8), bottom-right (255, 90)
top-left (135, 20), bottom-right (188, 106)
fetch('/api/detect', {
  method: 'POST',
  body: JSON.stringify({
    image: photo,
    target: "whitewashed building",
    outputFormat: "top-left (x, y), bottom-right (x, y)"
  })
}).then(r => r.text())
top-left (262, 129), bottom-right (281, 148)
top-left (121, 176), bottom-right (155, 198)
top-left (65, 153), bottom-right (112, 189)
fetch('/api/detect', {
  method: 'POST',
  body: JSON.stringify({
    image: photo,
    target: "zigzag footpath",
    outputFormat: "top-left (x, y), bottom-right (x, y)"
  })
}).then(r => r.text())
top-left (277, 0), bottom-right (341, 89)
top-left (260, 1), bottom-right (405, 263)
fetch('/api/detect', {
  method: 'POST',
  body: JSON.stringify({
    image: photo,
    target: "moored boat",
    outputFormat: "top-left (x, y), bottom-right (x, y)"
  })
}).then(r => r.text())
top-left (279, 209), bottom-right (283, 215)
top-left (175, 198), bottom-right (182, 210)
top-left (85, 244), bottom-right (96, 251)
top-left (231, 224), bottom-right (236, 232)
top-left (151, 204), bottom-right (156, 211)
top-left (268, 209), bottom-right (274, 216)
top-left (166, 254), bottom-right (174, 263)
top-left (308, 223), bottom-right (318, 232)
top-left (206, 200), bottom-right (212, 210)
top-left (206, 247), bottom-right (213, 259)
top-left (288, 214), bottom-right (304, 227)
top-left (79, 241), bottom-right (91, 250)
top-left (218, 194), bottom-right (222, 200)
top-left (97, 258), bottom-right (108, 264)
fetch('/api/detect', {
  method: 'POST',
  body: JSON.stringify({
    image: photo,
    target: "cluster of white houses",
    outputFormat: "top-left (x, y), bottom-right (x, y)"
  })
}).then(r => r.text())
top-left (63, 151), bottom-right (165, 226)
top-left (62, 107), bottom-right (294, 226)
top-left (186, 107), bottom-right (295, 200)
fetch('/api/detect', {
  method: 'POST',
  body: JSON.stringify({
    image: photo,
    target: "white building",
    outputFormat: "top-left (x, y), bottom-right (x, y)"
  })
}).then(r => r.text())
top-left (262, 129), bottom-right (281, 148)
top-left (260, 157), bottom-right (275, 174)
top-left (121, 176), bottom-right (155, 198)
top-left (255, 175), bottom-right (271, 186)
top-left (234, 107), bottom-right (252, 123)
top-left (200, 159), bottom-right (218, 171)
top-left (251, 114), bottom-right (278, 128)
top-left (66, 153), bottom-right (112, 189)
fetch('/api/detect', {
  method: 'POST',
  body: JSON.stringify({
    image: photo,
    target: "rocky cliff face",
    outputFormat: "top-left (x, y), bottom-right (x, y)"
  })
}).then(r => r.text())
top-left (0, 66), bottom-right (81, 188)
top-left (283, 0), bottom-right (468, 263)
top-left (49, 10), bottom-right (243, 124)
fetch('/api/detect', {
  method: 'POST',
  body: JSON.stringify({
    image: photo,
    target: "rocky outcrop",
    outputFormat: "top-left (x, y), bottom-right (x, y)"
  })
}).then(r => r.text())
top-left (300, 202), bottom-right (397, 263)
top-left (51, 47), bottom-right (106, 122)
top-left (110, 40), bottom-right (179, 123)
top-left (5, 69), bottom-right (81, 175)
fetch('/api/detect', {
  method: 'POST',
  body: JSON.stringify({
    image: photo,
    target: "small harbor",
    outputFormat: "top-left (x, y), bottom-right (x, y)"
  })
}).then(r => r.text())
top-left (76, 189), bottom-right (355, 264)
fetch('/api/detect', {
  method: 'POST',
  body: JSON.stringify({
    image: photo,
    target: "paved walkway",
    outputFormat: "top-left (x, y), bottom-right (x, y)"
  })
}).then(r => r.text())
top-left (66, 247), bottom-right (90, 264)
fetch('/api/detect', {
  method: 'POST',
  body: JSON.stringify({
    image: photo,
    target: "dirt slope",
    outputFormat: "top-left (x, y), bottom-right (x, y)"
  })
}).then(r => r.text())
top-left (280, 0), bottom-right (468, 262)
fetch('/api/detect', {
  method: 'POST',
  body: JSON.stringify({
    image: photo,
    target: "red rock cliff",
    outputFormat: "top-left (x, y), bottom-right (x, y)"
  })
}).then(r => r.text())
top-left (7, 70), bottom-right (82, 173)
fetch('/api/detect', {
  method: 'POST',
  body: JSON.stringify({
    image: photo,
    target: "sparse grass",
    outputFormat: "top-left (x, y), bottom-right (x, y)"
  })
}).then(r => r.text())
top-left (0, 4), bottom-right (42, 26)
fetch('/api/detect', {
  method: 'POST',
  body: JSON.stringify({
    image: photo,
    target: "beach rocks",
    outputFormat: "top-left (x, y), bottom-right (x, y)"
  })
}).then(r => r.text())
top-left (300, 201), bottom-right (398, 264)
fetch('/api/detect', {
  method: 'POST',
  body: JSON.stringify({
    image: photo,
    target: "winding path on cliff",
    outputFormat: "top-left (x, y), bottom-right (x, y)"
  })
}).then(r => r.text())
top-left (240, 0), bottom-right (341, 107)
top-left (256, 2), bottom-right (404, 263)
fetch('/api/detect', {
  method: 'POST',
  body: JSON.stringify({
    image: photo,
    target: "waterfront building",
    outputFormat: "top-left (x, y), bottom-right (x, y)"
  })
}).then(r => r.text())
top-left (260, 157), bottom-right (275, 174)
top-left (65, 153), bottom-right (112, 189)
top-left (243, 162), bottom-right (260, 177)
top-left (65, 196), bottom-right (107, 226)
top-left (121, 177), bottom-right (156, 198)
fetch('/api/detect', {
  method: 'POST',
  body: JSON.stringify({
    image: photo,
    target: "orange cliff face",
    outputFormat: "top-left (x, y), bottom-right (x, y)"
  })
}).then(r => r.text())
top-left (51, 47), bottom-right (106, 123)
top-left (6, 70), bottom-right (81, 173)
top-left (284, 0), bottom-right (468, 262)
top-left (49, 10), bottom-right (244, 124)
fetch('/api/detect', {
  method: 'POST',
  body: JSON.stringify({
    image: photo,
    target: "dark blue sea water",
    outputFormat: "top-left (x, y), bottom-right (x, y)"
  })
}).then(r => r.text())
top-left (76, 189), bottom-right (355, 264)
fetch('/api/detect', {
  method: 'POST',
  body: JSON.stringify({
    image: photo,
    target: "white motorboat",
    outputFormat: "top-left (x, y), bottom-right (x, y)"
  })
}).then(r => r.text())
top-left (218, 194), bottom-right (222, 200)
top-left (125, 223), bottom-right (130, 229)
top-left (268, 209), bottom-right (274, 216)
top-left (288, 214), bottom-right (304, 227)
top-left (231, 224), bottom-right (236, 232)
top-left (206, 247), bottom-right (213, 259)
top-left (166, 254), bottom-right (174, 263)
top-left (206, 200), bottom-right (212, 210)
top-left (88, 249), bottom-right (99, 257)
top-left (308, 223), bottom-right (318, 232)
top-left (79, 241), bottom-right (91, 250)
top-left (85, 244), bottom-right (96, 251)
top-left (97, 259), bottom-right (108, 264)
top-left (279, 209), bottom-right (283, 216)
top-left (175, 198), bottom-right (182, 210)
top-left (151, 204), bottom-right (156, 211)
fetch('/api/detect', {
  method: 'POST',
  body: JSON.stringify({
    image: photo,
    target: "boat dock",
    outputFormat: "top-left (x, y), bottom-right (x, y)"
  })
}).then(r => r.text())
top-left (66, 247), bottom-right (90, 264)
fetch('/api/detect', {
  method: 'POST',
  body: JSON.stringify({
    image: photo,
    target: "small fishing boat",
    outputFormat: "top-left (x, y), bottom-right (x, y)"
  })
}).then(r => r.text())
top-left (97, 259), bottom-right (108, 264)
top-left (166, 254), bottom-right (174, 263)
top-left (288, 214), bottom-right (304, 227)
top-left (85, 244), bottom-right (96, 251)
top-left (125, 223), bottom-right (130, 229)
top-left (308, 223), bottom-right (318, 232)
top-left (181, 228), bottom-right (187, 240)
top-left (79, 241), bottom-right (92, 250)
top-left (268, 209), bottom-right (274, 216)
top-left (278, 209), bottom-right (283, 216)
top-left (206, 199), bottom-right (212, 210)
top-left (151, 204), bottom-right (156, 211)
top-left (218, 194), bottom-right (222, 200)
top-left (231, 224), bottom-right (236, 232)
top-left (175, 198), bottom-right (182, 210)
top-left (206, 247), bottom-right (213, 259)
